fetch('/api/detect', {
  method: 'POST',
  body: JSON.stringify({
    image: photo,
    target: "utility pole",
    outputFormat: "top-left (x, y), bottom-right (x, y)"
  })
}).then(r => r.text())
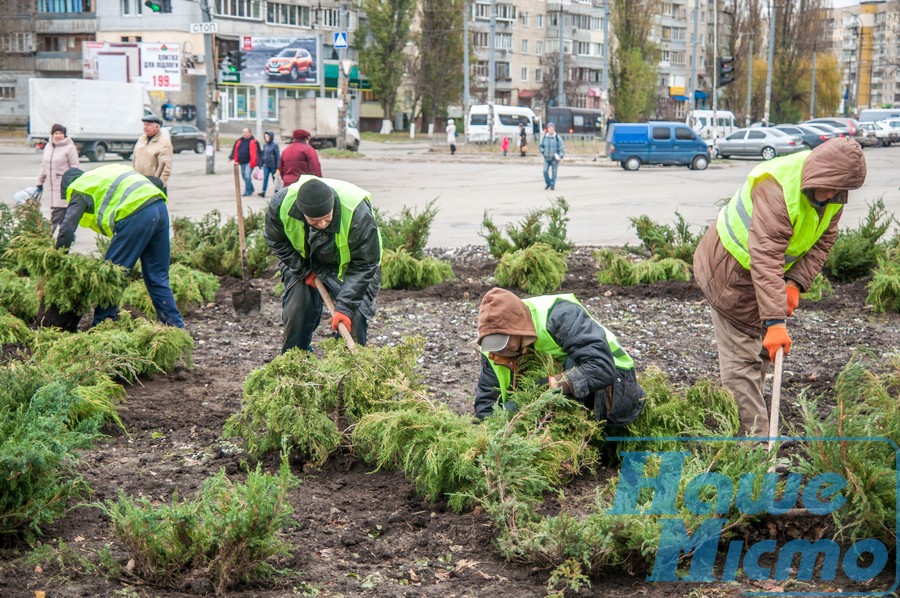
top-left (688, 0), bottom-right (699, 114)
top-left (809, 39), bottom-right (817, 118)
top-left (488, 0), bottom-right (496, 104)
top-left (763, 0), bottom-right (776, 126)
top-left (463, 0), bottom-right (470, 115)
top-left (201, 0), bottom-right (217, 174)
top-left (712, 0), bottom-right (718, 145)
top-left (601, 0), bottom-right (609, 117)
top-left (557, 1), bottom-right (566, 107)
top-left (745, 38), bottom-right (753, 127)
top-left (337, 5), bottom-right (348, 150)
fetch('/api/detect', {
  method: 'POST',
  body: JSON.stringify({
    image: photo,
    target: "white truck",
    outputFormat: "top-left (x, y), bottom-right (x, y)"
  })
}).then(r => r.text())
top-left (278, 97), bottom-right (360, 151)
top-left (28, 79), bottom-right (147, 162)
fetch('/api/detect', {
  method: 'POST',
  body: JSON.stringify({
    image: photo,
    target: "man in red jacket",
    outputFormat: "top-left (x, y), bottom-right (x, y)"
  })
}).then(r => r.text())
top-left (278, 129), bottom-right (322, 185)
top-left (230, 127), bottom-right (260, 196)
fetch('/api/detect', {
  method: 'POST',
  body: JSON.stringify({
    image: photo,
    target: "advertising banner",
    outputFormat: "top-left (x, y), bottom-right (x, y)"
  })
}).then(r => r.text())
top-left (237, 36), bottom-right (320, 87)
top-left (83, 41), bottom-right (182, 91)
top-left (136, 42), bottom-right (182, 91)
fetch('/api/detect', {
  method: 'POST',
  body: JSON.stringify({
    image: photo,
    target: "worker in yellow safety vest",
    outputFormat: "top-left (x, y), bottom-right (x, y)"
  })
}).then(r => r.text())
top-left (693, 137), bottom-right (867, 437)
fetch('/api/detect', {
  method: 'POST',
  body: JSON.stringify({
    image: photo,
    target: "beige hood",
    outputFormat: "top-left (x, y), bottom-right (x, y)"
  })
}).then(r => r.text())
top-left (800, 136), bottom-right (867, 194)
top-left (477, 288), bottom-right (537, 345)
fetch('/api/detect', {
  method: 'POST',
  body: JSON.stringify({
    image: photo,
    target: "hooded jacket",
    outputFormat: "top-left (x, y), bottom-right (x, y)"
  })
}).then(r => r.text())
top-left (474, 288), bottom-right (644, 424)
top-left (693, 137), bottom-right (867, 336)
top-left (261, 131), bottom-right (280, 169)
top-left (37, 136), bottom-right (80, 209)
top-left (279, 138), bottom-right (322, 185)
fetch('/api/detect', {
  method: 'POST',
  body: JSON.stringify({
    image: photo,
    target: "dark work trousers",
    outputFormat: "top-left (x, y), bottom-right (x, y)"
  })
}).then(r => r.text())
top-left (94, 200), bottom-right (184, 328)
top-left (281, 267), bottom-right (369, 353)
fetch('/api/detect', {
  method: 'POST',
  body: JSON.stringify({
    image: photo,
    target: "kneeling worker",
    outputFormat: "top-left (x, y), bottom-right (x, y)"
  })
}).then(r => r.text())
top-left (57, 164), bottom-right (184, 328)
top-left (265, 176), bottom-right (381, 353)
top-left (474, 287), bottom-right (645, 424)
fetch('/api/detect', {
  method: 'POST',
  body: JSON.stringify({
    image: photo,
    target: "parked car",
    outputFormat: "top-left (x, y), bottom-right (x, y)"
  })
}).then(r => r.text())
top-left (880, 118), bottom-right (900, 134)
top-left (802, 122), bottom-right (846, 138)
top-left (164, 125), bottom-right (207, 154)
top-left (859, 121), bottom-right (899, 147)
top-left (607, 121), bottom-right (711, 171)
top-left (805, 117), bottom-right (875, 147)
top-left (266, 47), bottom-right (314, 81)
top-left (774, 124), bottom-right (836, 149)
top-left (716, 127), bottom-right (805, 160)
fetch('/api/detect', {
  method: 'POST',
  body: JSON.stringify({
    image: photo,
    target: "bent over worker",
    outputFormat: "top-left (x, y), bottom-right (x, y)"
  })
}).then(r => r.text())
top-left (474, 287), bottom-right (645, 425)
top-left (264, 176), bottom-right (381, 353)
top-left (693, 137), bottom-right (867, 437)
top-left (56, 164), bottom-right (184, 328)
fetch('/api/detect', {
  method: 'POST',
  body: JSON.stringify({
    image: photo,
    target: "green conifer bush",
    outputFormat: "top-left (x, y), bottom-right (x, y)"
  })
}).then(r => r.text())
top-left (795, 352), bottom-right (900, 545)
top-left (225, 338), bottom-right (425, 464)
top-left (374, 199), bottom-right (439, 259)
top-left (0, 269), bottom-right (38, 321)
top-left (0, 203), bottom-right (51, 266)
top-left (3, 233), bottom-right (129, 316)
top-left (595, 250), bottom-right (691, 286)
top-left (121, 263), bottom-right (219, 318)
top-left (866, 248), bottom-right (900, 313)
top-left (381, 248), bottom-right (455, 289)
top-left (482, 198), bottom-right (573, 258)
top-left (800, 272), bottom-right (834, 301)
top-left (102, 460), bottom-right (298, 595)
top-left (627, 211), bottom-right (705, 262)
top-left (0, 312), bottom-right (31, 345)
top-left (824, 197), bottom-right (895, 282)
top-left (29, 313), bottom-right (194, 382)
top-left (494, 243), bottom-right (568, 295)
top-left (170, 210), bottom-right (273, 278)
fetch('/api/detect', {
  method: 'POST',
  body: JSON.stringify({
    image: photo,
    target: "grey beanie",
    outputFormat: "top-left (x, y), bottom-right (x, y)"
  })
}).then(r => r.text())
top-left (296, 179), bottom-right (335, 218)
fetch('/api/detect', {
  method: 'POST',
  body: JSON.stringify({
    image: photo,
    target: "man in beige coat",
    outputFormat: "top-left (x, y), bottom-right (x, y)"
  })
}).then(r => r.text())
top-left (132, 115), bottom-right (173, 193)
top-left (694, 137), bottom-right (867, 438)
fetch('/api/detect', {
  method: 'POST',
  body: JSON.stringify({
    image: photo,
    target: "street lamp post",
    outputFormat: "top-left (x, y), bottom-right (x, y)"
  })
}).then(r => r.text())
top-left (201, 0), bottom-right (217, 175)
top-left (557, 0), bottom-right (568, 108)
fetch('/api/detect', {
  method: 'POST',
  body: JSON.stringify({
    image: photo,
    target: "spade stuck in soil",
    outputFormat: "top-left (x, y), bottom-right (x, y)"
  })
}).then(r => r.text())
top-left (231, 163), bottom-right (261, 316)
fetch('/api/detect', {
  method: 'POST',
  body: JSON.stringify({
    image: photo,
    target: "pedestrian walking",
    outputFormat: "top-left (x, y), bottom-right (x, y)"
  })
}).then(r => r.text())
top-left (36, 123), bottom-right (80, 235)
top-left (259, 131), bottom-right (280, 197)
top-left (278, 129), bottom-right (322, 186)
top-left (501, 135), bottom-right (509, 157)
top-left (264, 176), bottom-right (381, 353)
top-left (518, 122), bottom-right (527, 156)
top-left (230, 128), bottom-right (260, 196)
top-left (693, 137), bottom-right (867, 438)
top-left (132, 115), bottom-right (173, 194)
top-left (539, 122), bottom-right (565, 190)
top-left (56, 164), bottom-right (184, 329)
top-left (446, 118), bottom-right (457, 155)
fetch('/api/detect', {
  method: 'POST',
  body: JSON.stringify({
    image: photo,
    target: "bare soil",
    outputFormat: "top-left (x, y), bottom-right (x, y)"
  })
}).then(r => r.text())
top-left (1, 247), bottom-right (899, 597)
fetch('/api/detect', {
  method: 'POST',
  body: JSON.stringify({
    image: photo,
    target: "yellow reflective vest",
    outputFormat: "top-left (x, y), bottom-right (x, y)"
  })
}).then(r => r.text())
top-left (65, 164), bottom-right (166, 237)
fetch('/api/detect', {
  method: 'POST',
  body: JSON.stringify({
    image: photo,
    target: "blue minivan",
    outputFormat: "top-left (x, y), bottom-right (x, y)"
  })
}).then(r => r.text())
top-left (608, 121), bottom-right (711, 171)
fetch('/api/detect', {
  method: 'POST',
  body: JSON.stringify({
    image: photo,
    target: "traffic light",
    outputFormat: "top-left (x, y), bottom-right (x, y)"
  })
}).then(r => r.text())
top-left (144, 0), bottom-right (171, 13)
top-left (717, 56), bottom-right (735, 87)
top-left (227, 50), bottom-right (245, 72)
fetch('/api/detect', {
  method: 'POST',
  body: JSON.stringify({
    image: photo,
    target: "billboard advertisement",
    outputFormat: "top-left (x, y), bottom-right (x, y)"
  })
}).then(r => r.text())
top-left (234, 36), bottom-right (320, 87)
top-left (83, 41), bottom-right (182, 91)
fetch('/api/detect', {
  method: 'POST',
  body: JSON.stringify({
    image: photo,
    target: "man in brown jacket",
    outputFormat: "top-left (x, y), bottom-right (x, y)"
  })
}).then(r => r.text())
top-left (694, 137), bottom-right (867, 438)
top-left (132, 115), bottom-right (173, 193)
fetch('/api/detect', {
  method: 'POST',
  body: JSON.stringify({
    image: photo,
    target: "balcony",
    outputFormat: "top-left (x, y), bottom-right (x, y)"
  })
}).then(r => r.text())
top-left (35, 14), bottom-right (96, 34)
top-left (35, 51), bottom-right (82, 72)
top-left (0, 55), bottom-right (37, 71)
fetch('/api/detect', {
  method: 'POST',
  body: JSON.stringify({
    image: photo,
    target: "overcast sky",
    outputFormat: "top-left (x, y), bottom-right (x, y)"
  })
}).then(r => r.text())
top-left (830, 0), bottom-right (859, 8)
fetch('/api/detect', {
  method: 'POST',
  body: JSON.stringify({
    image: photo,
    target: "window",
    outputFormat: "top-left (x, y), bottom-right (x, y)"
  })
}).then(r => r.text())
top-left (41, 35), bottom-right (92, 52)
top-left (495, 4), bottom-right (515, 20)
top-left (496, 32), bottom-right (512, 50)
top-left (0, 86), bottom-right (15, 100)
top-left (521, 39), bottom-right (528, 54)
top-left (37, 0), bottom-right (93, 13)
top-left (521, 67), bottom-right (528, 81)
top-left (473, 3), bottom-right (490, 19)
top-left (675, 127), bottom-right (694, 140)
top-left (652, 127), bottom-right (671, 140)
top-left (726, 131), bottom-right (745, 141)
top-left (536, 68), bottom-right (543, 83)
top-left (215, 0), bottom-right (260, 19)
top-left (227, 86), bottom-right (256, 119)
top-left (495, 61), bottom-right (510, 80)
top-left (536, 14), bottom-right (543, 28)
top-left (267, 3), bottom-right (311, 27)
top-left (658, 73), bottom-right (669, 87)
top-left (535, 41), bottom-right (543, 54)
top-left (520, 12), bottom-right (529, 26)
top-left (0, 32), bottom-right (35, 53)
top-left (473, 32), bottom-right (488, 48)
top-left (320, 8), bottom-right (340, 27)
top-left (748, 130), bottom-right (765, 140)
top-left (475, 61), bottom-right (488, 78)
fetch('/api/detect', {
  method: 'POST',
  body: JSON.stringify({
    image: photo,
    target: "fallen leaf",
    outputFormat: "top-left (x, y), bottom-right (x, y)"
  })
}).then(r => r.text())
top-left (477, 570), bottom-right (492, 580)
top-left (125, 558), bottom-right (136, 572)
top-left (73, 535), bottom-right (85, 542)
top-left (409, 569), bottom-right (420, 582)
top-left (455, 558), bottom-right (478, 571)
top-left (33, 565), bottom-right (43, 574)
top-left (604, 290), bottom-right (613, 297)
top-left (34, 592), bottom-right (46, 598)
top-left (434, 569), bottom-right (451, 581)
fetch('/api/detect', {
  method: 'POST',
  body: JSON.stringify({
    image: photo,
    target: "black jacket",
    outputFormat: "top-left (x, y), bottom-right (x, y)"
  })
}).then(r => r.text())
top-left (474, 300), bottom-right (644, 424)
top-left (264, 187), bottom-right (381, 318)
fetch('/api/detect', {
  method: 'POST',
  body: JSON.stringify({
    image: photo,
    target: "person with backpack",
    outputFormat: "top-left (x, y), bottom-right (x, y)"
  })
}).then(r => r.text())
top-left (539, 122), bottom-right (565, 190)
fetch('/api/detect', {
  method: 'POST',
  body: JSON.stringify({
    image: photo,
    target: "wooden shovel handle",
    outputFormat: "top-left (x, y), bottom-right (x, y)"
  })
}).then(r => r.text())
top-left (313, 276), bottom-right (356, 350)
top-left (767, 347), bottom-right (784, 453)
top-left (233, 163), bottom-right (250, 283)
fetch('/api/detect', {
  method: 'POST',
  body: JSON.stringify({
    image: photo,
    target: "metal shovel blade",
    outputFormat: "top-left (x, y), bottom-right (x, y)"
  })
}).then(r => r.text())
top-left (232, 284), bottom-right (261, 316)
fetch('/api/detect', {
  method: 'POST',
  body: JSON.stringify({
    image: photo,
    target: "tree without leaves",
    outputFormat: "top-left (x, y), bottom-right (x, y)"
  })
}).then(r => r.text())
top-left (537, 53), bottom-right (580, 108)
top-left (718, 0), bottom-right (764, 121)
top-left (770, 0), bottom-right (828, 122)
top-left (411, 0), bottom-right (465, 131)
top-left (609, 0), bottom-right (660, 121)
top-left (357, 0), bottom-right (416, 129)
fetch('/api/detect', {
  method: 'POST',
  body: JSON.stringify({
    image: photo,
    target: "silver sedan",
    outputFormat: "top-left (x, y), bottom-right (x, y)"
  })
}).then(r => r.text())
top-left (716, 128), bottom-right (806, 160)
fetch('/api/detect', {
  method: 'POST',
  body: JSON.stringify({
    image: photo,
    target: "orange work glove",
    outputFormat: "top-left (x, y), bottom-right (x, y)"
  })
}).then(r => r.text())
top-left (762, 323), bottom-right (792, 362)
top-left (331, 311), bottom-right (352, 334)
top-left (786, 280), bottom-right (801, 317)
top-left (305, 272), bottom-right (317, 288)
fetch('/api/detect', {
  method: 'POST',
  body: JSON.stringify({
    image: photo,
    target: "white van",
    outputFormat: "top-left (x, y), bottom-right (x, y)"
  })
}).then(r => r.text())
top-left (467, 104), bottom-right (541, 144)
top-left (686, 110), bottom-right (738, 141)
top-left (859, 108), bottom-right (900, 123)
